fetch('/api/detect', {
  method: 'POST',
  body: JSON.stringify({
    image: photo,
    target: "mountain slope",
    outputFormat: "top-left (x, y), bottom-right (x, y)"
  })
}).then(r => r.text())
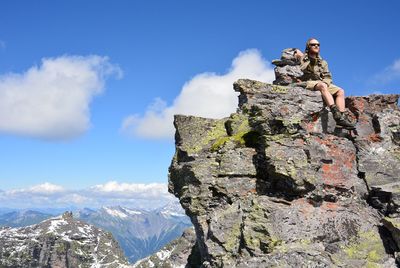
top-left (133, 227), bottom-right (198, 268)
top-left (75, 203), bottom-right (192, 263)
top-left (0, 212), bottom-right (129, 267)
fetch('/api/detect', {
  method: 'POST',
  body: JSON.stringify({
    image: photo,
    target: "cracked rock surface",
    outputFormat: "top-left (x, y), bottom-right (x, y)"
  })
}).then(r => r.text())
top-left (169, 77), bottom-right (400, 267)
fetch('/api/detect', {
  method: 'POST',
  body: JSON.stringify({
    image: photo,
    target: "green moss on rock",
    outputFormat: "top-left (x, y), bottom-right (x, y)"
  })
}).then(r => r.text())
top-left (271, 85), bottom-right (288, 94)
top-left (241, 199), bottom-right (279, 254)
top-left (383, 216), bottom-right (400, 229)
top-left (191, 120), bottom-right (227, 153)
top-left (211, 130), bottom-right (251, 151)
top-left (210, 114), bottom-right (259, 151)
top-left (224, 221), bottom-right (242, 252)
top-left (189, 197), bottom-right (207, 215)
top-left (341, 230), bottom-right (387, 266)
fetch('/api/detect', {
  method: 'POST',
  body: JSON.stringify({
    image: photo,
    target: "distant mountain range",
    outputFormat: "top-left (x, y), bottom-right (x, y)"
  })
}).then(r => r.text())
top-left (0, 202), bottom-right (192, 263)
top-left (75, 203), bottom-right (192, 263)
top-left (0, 210), bottom-right (53, 227)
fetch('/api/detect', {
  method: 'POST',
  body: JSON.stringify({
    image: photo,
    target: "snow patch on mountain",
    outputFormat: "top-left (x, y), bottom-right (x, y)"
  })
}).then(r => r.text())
top-left (124, 208), bottom-right (142, 215)
top-left (155, 249), bottom-right (172, 260)
top-left (103, 207), bottom-right (128, 218)
top-left (47, 217), bottom-right (67, 233)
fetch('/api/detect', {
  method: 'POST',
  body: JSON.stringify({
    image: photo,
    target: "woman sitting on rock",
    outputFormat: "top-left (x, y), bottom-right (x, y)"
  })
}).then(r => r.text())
top-left (294, 38), bottom-right (355, 128)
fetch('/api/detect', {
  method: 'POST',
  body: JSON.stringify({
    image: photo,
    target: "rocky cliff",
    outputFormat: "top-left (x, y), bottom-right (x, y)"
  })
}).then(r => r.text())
top-left (0, 211), bottom-right (129, 267)
top-left (168, 50), bottom-right (400, 267)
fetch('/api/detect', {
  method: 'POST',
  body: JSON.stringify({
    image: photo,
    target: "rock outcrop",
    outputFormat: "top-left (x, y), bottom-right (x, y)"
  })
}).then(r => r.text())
top-left (133, 227), bottom-right (199, 268)
top-left (0, 211), bottom-right (129, 267)
top-left (168, 49), bottom-right (400, 267)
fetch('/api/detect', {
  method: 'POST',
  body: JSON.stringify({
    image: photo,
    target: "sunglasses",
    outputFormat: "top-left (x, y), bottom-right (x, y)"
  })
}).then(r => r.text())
top-left (309, 43), bottom-right (320, 47)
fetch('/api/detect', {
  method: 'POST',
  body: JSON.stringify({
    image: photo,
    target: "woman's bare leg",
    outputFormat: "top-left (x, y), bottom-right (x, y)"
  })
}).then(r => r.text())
top-left (314, 82), bottom-right (334, 107)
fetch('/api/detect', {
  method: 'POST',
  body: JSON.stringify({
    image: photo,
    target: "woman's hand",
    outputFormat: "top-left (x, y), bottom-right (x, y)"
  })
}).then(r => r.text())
top-left (294, 49), bottom-right (304, 59)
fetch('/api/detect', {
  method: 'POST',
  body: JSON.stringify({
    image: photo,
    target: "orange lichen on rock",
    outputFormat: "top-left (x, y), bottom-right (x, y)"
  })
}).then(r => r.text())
top-left (368, 133), bottom-right (383, 142)
top-left (347, 97), bottom-right (365, 115)
top-left (322, 201), bottom-right (339, 211)
top-left (313, 136), bottom-right (356, 189)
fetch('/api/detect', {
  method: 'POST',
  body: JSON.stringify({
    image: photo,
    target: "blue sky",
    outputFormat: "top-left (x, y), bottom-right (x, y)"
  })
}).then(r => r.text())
top-left (0, 0), bottom-right (399, 208)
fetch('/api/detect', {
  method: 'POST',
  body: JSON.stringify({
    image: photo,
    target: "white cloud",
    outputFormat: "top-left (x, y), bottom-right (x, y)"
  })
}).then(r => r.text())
top-left (372, 58), bottom-right (400, 83)
top-left (57, 193), bottom-right (92, 204)
top-left (88, 181), bottom-right (172, 199)
top-left (0, 55), bottom-right (121, 140)
top-left (29, 182), bottom-right (65, 194)
top-left (0, 40), bottom-right (5, 50)
top-left (7, 182), bottom-right (65, 196)
top-left (121, 49), bottom-right (275, 139)
top-left (0, 181), bottom-right (174, 209)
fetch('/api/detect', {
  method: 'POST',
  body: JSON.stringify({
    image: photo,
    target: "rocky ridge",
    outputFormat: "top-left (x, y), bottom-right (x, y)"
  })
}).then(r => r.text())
top-left (168, 49), bottom-right (400, 267)
top-left (0, 211), bottom-right (129, 267)
top-left (133, 228), bottom-right (198, 268)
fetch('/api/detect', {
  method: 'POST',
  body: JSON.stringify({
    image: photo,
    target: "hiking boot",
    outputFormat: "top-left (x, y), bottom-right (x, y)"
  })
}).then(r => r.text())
top-left (330, 105), bottom-right (355, 128)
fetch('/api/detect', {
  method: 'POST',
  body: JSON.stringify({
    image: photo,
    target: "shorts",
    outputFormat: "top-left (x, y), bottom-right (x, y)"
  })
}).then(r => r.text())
top-left (305, 81), bottom-right (341, 95)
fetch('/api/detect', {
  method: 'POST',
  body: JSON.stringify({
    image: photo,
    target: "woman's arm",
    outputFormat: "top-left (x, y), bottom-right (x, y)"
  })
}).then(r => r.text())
top-left (321, 61), bottom-right (333, 86)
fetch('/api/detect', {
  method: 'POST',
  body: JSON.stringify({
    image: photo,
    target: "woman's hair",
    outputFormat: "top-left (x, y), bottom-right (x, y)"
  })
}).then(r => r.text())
top-left (305, 37), bottom-right (319, 54)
